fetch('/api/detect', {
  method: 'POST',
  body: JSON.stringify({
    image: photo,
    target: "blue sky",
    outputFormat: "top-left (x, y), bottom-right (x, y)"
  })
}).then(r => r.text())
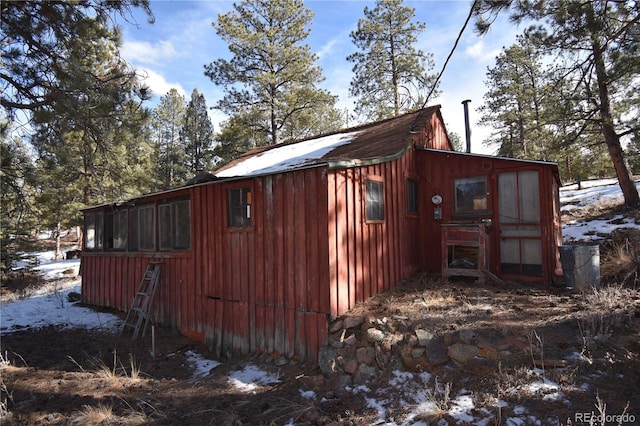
top-left (118, 0), bottom-right (523, 154)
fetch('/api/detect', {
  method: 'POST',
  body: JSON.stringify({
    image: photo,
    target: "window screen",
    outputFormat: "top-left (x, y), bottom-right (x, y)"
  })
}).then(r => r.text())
top-left (407, 178), bottom-right (418, 214)
top-left (138, 205), bottom-right (155, 251)
top-left (159, 199), bottom-right (191, 251)
top-left (228, 187), bottom-right (252, 228)
top-left (366, 180), bottom-right (384, 221)
top-left (84, 212), bottom-right (103, 250)
top-left (173, 200), bottom-right (191, 249)
top-left (105, 210), bottom-right (127, 250)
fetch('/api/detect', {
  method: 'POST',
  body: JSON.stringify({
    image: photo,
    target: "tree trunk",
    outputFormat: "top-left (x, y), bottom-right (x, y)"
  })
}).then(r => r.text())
top-left (76, 225), bottom-right (83, 250)
top-left (55, 221), bottom-right (61, 261)
top-left (587, 3), bottom-right (640, 209)
top-left (389, 31), bottom-right (400, 117)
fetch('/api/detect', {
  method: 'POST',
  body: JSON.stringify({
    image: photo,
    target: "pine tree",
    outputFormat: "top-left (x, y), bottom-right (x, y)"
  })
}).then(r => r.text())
top-left (1, 130), bottom-right (36, 236)
top-left (480, 35), bottom-right (545, 157)
top-left (1, 0), bottom-right (152, 121)
top-left (29, 15), bottom-right (151, 209)
top-left (347, 0), bottom-right (438, 121)
top-left (205, 0), bottom-right (338, 145)
top-left (213, 109), bottom-right (269, 169)
top-left (152, 89), bottom-right (187, 189)
top-left (474, 0), bottom-right (640, 208)
top-left (181, 89), bottom-right (215, 175)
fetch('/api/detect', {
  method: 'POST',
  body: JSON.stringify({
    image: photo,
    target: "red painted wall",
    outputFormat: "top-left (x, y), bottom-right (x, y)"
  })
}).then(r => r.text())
top-left (81, 110), bottom-right (465, 359)
top-left (327, 149), bottom-right (421, 317)
top-left (83, 168), bottom-right (332, 359)
top-left (415, 149), bottom-right (562, 282)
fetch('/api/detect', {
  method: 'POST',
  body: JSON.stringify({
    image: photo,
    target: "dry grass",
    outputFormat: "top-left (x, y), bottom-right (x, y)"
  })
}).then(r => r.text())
top-left (181, 400), bottom-right (251, 425)
top-left (601, 238), bottom-right (639, 287)
top-left (410, 377), bottom-right (453, 422)
top-left (73, 404), bottom-right (119, 425)
top-left (490, 364), bottom-right (534, 402)
top-left (262, 396), bottom-right (321, 424)
top-left (72, 402), bottom-right (151, 425)
top-left (88, 351), bottom-right (144, 382)
top-left (561, 199), bottom-right (627, 222)
top-left (577, 284), bottom-right (637, 342)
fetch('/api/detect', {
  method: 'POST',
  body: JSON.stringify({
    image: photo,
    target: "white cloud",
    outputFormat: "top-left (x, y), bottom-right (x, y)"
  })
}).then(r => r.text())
top-left (465, 39), bottom-right (485, 58)
top-left (122, 40), bottom-right (177, 65)
top-left (317, 37), bottom-right (339, 60)
top-left (464, 39), bottom-right (501, 61)
top-left (135, 68), bottom-right (186, 99)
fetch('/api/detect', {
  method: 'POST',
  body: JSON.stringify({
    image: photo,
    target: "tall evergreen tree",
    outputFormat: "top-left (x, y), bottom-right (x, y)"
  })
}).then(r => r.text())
top-left (347, 0), bottom-right (438, 121)
top-left (29, 19), bottom-right (150, 208)
top-left (205, 0), bottom-right (338, 145)
top-left (152, 89), bottom-right (187, 189)
top-left (1, 0), bottom-right (152, 122)
top-left (181, 89), bottom-right (215, 174)
top-left (0, 127), bottom-right (37, 269)
top-left (480, 35), bottom-right (547, 158)
top-left (474, 0), bottom-right (640, 208)
top-left (213, 109), bottom-right (269, 170)
top-left (0, 130), bottom-right (36, 237)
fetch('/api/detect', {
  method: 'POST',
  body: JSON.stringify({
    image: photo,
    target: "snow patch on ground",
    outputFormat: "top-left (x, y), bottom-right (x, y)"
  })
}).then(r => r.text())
top-left (560, 179), bottom-right (640, 242)
top-left (185, 350), bottom-right (220, 378)
top-left (562, 215), bottom-right (639, 243)
top-left (559, 178), bottom-right (629, 209)
top-left (1, 177), bottom-right (638, 424)
top-left (228, 364), bottom-right (280, 393)
top-left (0, 281), bottom-right (120, 332)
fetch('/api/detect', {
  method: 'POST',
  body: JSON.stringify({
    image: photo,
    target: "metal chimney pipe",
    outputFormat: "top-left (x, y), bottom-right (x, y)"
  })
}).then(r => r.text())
top-left (462, 99), bottom-right (472, 153)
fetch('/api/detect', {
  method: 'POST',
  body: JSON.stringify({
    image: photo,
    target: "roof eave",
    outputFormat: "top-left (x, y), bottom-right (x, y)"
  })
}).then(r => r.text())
top-left (327, 140), bottom-right (413, 170)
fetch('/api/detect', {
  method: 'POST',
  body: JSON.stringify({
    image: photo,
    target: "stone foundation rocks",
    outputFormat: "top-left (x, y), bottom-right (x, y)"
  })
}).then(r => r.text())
top-left (320, 313), bottom-right (530, 386)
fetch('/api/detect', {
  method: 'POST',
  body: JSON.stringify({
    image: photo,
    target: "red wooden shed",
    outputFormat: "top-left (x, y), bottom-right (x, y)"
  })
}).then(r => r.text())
top-left (81, 106), bottom-right (562, 360)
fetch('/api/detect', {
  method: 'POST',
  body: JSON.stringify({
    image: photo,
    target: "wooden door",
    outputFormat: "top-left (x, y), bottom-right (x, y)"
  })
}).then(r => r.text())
top-left (498, 170), bottom-right (543, 277)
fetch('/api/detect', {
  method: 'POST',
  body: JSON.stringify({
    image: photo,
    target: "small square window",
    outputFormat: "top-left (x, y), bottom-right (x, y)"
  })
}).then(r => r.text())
top-left (228, 187), bottom-right (252, 228)
top-left (454, 176), bottom-right (488, 215)
top-left (407, 179), bottom-right (418, 214)
top-left (366, 180), bottom-right (384, 221)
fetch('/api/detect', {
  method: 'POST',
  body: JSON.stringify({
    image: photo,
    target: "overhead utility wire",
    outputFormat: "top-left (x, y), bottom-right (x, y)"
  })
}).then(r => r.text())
top-left (422, 0), bottom-right (479, 108)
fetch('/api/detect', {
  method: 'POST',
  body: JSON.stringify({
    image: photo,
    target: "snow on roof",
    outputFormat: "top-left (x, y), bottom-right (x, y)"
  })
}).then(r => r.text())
top-left (215, 131), bottom-right (362, 178)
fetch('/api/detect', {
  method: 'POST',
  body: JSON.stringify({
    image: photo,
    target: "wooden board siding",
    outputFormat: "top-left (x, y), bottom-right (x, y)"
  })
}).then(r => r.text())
top-left (413, 108), bottom-right (452, 151)
top-left (195, 164), bottom-right (335, 358)
top-left (82, 167), bottom-right (331, 359)
top-left (415, 149), bottom-right (561, 283)
top-left (327, 149), bottom-right (420, 318)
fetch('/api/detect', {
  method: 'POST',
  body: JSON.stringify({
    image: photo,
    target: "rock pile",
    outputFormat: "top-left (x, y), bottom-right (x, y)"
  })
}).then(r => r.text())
top-left (318, 312), bottom-right (531, 386)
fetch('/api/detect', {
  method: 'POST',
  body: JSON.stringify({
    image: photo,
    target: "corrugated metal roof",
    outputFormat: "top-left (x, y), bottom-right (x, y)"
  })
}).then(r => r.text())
top-left (215, 106), bottom-right (441, 178)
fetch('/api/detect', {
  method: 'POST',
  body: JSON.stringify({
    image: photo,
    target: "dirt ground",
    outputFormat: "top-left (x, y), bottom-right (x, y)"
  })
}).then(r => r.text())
top-left (2, 273), bottom-right (640, 425)
top-left (2, 219), bottom-right (640, 425)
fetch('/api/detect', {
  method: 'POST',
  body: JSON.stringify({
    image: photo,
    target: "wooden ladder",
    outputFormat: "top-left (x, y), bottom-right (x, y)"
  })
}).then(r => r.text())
top-left (121, 261), bottom-right (162, 340)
